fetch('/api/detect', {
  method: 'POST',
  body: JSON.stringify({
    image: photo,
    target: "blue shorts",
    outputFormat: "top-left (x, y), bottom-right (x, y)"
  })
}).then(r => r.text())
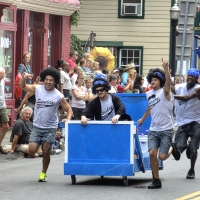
top-left (175, 121), bottom-right (200, 158)
top-left (148, 129), bottom-right (174, 155)
top-left (29, 126), bottom-right (57, 145)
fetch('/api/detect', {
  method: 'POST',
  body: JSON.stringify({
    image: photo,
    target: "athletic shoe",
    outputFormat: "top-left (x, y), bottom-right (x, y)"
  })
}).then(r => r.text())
top-left (171, 143), bottom-right (181, 161)
top-left (186, 170), bottom-right (195, 179)
top-left (38, 172), bottom-right (47, 182)
top-left (148, 179), bottom-right (162, 189)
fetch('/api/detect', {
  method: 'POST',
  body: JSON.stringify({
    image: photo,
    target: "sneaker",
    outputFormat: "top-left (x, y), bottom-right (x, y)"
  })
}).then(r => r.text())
top-left (38, 172), bottom-right (48, 182)
top-left (186, 170), bottom-right (195, 179)
top-left (148, 179), bottom-right (162, 189)
top-left (0, 146), bottom-right (7, 154)
top-left (171, 143), bottom-right (181, 161)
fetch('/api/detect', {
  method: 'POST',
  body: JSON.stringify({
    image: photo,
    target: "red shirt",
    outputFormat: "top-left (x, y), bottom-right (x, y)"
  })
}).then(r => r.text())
top-left (146, 85), bottom-right (152, 92)
top-left (116, 84), bottom-right (124, 93)
top-left (68, 57), bottom-right (76, 70)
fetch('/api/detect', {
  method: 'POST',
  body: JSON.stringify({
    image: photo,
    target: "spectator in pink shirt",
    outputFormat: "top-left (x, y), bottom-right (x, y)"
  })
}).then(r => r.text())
top-left (68, 51), bottom-right (78, 71)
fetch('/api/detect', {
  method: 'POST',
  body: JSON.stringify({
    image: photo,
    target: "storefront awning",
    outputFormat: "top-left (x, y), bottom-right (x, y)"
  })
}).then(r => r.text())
top-left (2, 0), bottom-right (80, 16)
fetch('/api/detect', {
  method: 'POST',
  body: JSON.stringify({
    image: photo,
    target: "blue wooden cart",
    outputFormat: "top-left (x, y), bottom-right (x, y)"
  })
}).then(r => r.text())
top-left (62, 120), bottom-right (162, 186)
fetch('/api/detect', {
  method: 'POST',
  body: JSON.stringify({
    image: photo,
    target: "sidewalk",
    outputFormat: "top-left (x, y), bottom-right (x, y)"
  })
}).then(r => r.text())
top-left (0, 130), bottom-right (24, 160)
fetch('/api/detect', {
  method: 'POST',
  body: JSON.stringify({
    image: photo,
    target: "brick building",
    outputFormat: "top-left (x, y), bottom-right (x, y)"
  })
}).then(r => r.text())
top-left (0, 0), bottom-right (80, 126)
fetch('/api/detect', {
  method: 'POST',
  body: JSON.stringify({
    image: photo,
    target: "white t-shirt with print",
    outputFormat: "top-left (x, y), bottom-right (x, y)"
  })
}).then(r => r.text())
top-left (146, 88), bottom-right (175, 131)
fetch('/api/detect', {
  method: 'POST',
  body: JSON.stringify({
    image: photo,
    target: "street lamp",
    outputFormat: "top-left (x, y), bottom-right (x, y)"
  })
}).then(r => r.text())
top-left (170, 1), bottom-right (180, 78)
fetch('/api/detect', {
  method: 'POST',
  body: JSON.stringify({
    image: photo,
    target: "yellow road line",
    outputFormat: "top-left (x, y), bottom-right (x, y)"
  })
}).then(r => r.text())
top-left (175, 191), bottom-right (200, 200)
top-left (191, 197), bottom-right (200, 200)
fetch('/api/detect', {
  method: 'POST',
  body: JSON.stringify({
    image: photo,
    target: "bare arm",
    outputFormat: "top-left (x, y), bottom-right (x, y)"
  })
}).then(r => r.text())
top-left (7, 135), bottom-right (20, 153)
top-left (60, 97), bottom-right (73, 120)
top-left (162, 58), bottom-right (171, 101)
top-left (174, 87), bottom-right (200, 101)
top-left (72, 89), bottom-right (88, 101)
top-left (59, 83), bottom-right (63, 94)
top-left (17, 92), bottom-right (34, 113)
top-left (137, 106), bottom-right (150, 125)
top-left (19, 72), bottom-right (36, 93)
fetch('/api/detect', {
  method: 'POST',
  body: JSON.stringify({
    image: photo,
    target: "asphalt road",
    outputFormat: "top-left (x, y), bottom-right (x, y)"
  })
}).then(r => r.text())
top-left (1, 151), bottom-right (200, 200)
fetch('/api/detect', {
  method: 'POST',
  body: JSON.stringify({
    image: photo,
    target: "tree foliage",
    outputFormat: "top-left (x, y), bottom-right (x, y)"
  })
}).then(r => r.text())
top-left (70, 34), bottom-right (83, 63)
top-left (70, 10), bottom-right (80, 26)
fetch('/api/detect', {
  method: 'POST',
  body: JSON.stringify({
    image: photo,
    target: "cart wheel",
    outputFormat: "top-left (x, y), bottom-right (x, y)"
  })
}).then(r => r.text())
top-left (123, 177), bottom-right (128, 186)
top-left (101, 176), bottom-right (104, 178)
top-left (71, 175), bottom-right (76, 185)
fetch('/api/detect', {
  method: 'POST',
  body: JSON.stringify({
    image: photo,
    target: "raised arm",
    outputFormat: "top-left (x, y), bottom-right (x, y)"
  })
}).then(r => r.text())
top-left (174, 87), bottom-right (200, 101)
top-left (162, 58), bottom-right (171, 101)
top-left (19, 72), bottom-right (36, 93)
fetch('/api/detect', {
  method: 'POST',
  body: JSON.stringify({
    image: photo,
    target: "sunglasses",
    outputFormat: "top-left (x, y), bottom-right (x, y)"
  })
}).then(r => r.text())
top-left (96, 88), bottom-right (105, 93)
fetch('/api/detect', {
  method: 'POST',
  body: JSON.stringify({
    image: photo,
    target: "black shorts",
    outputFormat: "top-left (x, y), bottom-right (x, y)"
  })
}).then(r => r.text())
top-left (72, 107), bottom-right (84, 120)
top-left (175, 121), bottom-right (200, 158)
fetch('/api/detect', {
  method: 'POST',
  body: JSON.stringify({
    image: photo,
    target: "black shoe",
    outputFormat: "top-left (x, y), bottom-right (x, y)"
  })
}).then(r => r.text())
top-left (148, 179), bottom-right (162, 189)
top-left (24, 153), bottom-right (29, 158)
top-left (186, 170), bottom-right (195, 179)
top-left (171, 143), bottom-right (181, 161)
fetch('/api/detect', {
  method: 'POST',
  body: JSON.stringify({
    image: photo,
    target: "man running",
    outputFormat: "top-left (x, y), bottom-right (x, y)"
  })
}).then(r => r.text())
top-left (138, 59), bottom-right (180, 189)
top-left (173, 68), bottom-right (200, 179)
top-left (19, 67), bottom-right (73, 182)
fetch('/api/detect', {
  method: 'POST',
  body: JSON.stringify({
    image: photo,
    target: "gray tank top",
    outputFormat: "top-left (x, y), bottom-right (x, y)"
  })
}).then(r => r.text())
top-left (33, 85), bottom-right (63, 128)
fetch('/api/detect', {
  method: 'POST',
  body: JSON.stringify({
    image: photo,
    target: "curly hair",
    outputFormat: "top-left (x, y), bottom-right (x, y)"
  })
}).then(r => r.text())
top-left (40, 67), bottom-right (60, 84)
top-left (146, 68), bottom-right (166, 88)
top-left (92, 77), bottom-right (111, 94)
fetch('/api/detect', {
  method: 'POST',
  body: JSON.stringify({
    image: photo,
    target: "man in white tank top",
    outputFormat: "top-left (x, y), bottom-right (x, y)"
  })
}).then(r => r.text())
top-left (19, 67), bottom-right (73, 182)
top-left (173, 68), bottom-right (200, 180)
top-left (138, 59), bottom-right (180, 189)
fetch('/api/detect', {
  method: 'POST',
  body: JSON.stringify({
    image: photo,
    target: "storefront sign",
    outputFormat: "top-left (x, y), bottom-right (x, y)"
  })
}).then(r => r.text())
top-left (1, 37), bottom-right (12, 48)
top-left (0, 56), bottom-right (11, 67)
top-left (0, 30), bottom-right (14, 99)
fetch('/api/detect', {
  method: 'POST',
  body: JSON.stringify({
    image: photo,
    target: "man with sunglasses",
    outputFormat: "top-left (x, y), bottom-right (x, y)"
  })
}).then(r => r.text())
top-left (137, 59), bottom-right (180, 189)
top-left (81, 74), bottom-right (126, 124)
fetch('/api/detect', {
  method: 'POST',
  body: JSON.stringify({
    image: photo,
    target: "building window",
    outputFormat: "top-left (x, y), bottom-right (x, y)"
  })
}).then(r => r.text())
top-left (1, 9), bottom-right (13, 23)
top-left (119, 47), bottom-right (143, 73)
top-left (118, 0), bottom-right (144, 18)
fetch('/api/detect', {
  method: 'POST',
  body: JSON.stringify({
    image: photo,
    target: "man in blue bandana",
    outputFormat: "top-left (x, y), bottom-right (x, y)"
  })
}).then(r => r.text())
top-left (173, 68), bottom-right (200, 180)
top-left (81, 74), bottom-right (127, 124)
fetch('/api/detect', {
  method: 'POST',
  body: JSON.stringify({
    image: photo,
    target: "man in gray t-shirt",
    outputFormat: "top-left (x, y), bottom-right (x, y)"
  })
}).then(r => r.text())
top-left (8, 107), bottom-right (35, 156)
top-left (19, 67), bottom-right (73, 182)
top-left (81, 73), bottom-right (126, 125)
